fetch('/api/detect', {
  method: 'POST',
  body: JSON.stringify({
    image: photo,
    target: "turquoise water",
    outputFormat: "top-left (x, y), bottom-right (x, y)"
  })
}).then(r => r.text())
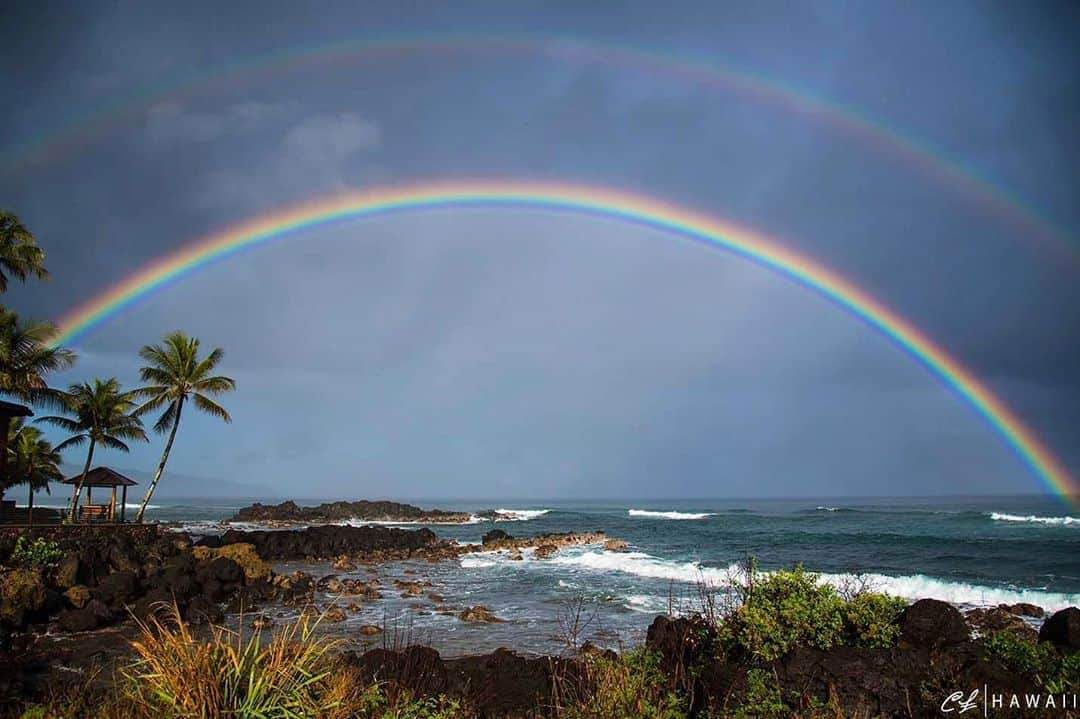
top-left (119, 495), bottom-right (1080, 655)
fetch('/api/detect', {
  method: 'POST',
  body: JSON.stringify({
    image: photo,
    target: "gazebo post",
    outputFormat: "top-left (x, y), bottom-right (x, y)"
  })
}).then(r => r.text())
top-left (121, 486), bottom-right (127, 522)
top-left (86, 486), bottom-right (92, 523)
top-left (110, 486), bottom-right (117, 522)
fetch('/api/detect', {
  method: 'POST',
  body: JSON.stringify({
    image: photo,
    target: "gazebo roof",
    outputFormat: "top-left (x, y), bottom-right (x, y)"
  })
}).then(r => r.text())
top-left (61, 467), bottom-right (137, 487)
top-left (0, 400), bottom-right (33, 418)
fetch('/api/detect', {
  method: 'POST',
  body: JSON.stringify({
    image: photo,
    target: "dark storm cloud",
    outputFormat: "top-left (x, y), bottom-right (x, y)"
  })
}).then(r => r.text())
top-left (1, 0), bottom-right (1077, 497)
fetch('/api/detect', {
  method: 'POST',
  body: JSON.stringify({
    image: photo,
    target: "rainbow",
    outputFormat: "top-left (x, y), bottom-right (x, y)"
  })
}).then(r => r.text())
top-left (51, 181), bottom-right (1077, 501)
top-left (3, 33), bottom-right (1076, 267)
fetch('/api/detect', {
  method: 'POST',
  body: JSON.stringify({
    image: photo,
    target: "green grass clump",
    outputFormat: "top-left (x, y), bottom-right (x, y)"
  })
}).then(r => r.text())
top-left (554, 648), bottom-right (685, 719)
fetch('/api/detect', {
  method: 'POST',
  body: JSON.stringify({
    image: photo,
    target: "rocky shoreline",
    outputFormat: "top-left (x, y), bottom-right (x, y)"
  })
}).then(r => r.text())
top-left (1, 524), bottom-right (1077, 716)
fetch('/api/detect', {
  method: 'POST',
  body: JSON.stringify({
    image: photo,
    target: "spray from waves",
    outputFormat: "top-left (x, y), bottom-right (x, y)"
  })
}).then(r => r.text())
top-left (989, 512), bottom-right (1079, 527)
top-left (345, 515), bottom-right (487, 526)
top-left (492, 509), bottom-right (550, 521)
top-left (628, 509), bottom-right (715, 520)
top-left (544, 550), bottom-right (1079, 612)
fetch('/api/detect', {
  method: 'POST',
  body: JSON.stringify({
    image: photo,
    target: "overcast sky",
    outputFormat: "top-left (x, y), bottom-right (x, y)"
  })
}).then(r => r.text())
top-left (2, 1), bottom-right (1078, 500)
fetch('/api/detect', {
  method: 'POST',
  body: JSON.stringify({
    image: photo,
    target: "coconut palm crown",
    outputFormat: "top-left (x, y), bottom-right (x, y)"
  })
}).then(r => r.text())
top-left (131, 331), bottom-right (235, 522)
top-left (37, 378), bottom-right (147, 521)
top-left (0, 209), bottom-right (49, 292)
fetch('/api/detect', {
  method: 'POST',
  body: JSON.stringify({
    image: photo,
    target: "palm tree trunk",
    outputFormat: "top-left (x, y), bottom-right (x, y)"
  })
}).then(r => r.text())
top-left (0, 415), bottom-right (9, 498)
top-left (135, 398), bottom-right (183, 523)
top-left (67, 440), bottom-right (95, 523)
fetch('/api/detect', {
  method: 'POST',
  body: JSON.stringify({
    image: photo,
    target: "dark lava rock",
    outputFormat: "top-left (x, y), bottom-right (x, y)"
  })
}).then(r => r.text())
top-left (218, 524), bottom-right (440, 560)
top-left (999, 602), bottom-right (1044, 618)
top-left (184, 595), bottom-right (224, 625)
top-left (207, 557), bottom-right (244, 584)
top-left (965, 607), bottom-right (1037, 641)
top-left (482, 529), bottom-right (512, 545)
top-left (1039, 607), bottom-right (1080, 651)
top-left (94, 570), bottom-right (140, 608)
top-left (900, 598), bottom-right (969, 648)
top-left (230, 499), bottom-right (472, 524)
top-left (56, 599), bottom-right (113, 632)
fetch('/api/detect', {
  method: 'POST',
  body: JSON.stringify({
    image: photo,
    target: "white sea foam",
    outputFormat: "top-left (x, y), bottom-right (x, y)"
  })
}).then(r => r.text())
top-left (816, 506), bottom-right (839, 512)
top-left (545, 550), bottom-right (1080, 613)
top-left (493, 509), bottom-right (550, 521)
top-left (988, 512), bottom-right (1079, 527)
top-left (628, 509), bottom-right (714, 520)
top-left (623, 594), bottom-right (669, 613)
top-left (460, 554), bottom-right (498, 569)
top-left (345, 515), bottom-right (487, 526)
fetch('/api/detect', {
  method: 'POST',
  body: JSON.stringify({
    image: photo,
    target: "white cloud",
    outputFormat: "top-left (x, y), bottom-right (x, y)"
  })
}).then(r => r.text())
top-left (142, 100), bottom-right (286, 146)
top-left (193, 111), bottom-right (382, 211)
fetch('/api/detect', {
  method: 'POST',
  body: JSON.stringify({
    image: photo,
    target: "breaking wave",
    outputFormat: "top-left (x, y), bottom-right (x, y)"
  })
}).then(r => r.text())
top-left (493, 509), bottom-right (550, 521)
top-left (988, 513), bottom-right (1079, 527)
top-left (628, 509), bottom-right (714, 520)
top-left (545, 550), bottom-right (1079, 612)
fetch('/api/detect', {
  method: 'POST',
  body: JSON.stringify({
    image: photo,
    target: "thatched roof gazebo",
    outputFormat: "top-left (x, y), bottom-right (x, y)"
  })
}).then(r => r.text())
top-left (61, 467), bottom-right (137, 522)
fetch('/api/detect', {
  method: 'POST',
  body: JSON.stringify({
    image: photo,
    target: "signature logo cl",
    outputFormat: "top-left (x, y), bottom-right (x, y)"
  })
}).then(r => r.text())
top-left (941, 689), bottom-right (980, 714)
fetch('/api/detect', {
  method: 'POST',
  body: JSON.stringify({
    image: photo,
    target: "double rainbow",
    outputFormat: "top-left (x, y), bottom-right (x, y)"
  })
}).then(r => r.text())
top-left (51, 181), bottom-right (1077, 501)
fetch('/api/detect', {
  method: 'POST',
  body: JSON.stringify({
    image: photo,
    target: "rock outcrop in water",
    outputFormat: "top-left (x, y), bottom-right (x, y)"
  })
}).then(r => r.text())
top-left (229, 499), bottom-right (473, 524)
top-left (202, 524), bottom-right (447, 561)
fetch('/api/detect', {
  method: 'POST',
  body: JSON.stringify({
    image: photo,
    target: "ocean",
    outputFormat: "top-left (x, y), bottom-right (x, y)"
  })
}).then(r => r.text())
top-left (64, 495), bottom-right (1080, 656)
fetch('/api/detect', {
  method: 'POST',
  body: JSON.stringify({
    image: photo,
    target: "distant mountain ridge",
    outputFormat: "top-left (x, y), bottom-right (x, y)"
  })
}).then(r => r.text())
top-left (60, 465), bottom-right (269, 499)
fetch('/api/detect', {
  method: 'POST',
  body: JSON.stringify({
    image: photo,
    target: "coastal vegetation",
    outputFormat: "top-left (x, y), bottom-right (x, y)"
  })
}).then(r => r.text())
top-left (38, 378), bottom-right (148, 520)
top-left (0, 210), bottom-right (234, 517)
top-left (2, 526), bottom-right (1075, 717)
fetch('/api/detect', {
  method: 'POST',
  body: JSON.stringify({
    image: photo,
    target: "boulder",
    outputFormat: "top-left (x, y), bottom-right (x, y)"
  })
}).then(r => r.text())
top-left (533, 544), bottom-right (559, 559)
top-left (94, 570), bottom-right (139, 608)
top-left (1039, 607), bottom-right (1080, 651)
top-left (205, 557), bottom-right (244, 584)
top-left (193, 543), bottom-right (270, 582)
top-left (0, 568), bottom-right (46, 628)
top-left (64, 584), bottom-right (91, 609)
top-left (900, 598), bottom-right (969, 648)
top-left (482, 529), bottom-right (512, 545)
top-left (56, 599), bottom-right (112, 633)
top-left (322, 606), bottom-right (346, 622)
top-left (184, 595), bottom-right (223, 625)
top-left (603, 539), bottom-right (629, 552)
top-left (54, 553), bottom-right (80, 589)
top-left (999, 602), bottom-right (1044, 618)
top-left (459, 605), bottom-right (502, 623)
top-left (333, 557), bottom-right (357, 572)
top-left (966, 608), bottom-right (1037, 642)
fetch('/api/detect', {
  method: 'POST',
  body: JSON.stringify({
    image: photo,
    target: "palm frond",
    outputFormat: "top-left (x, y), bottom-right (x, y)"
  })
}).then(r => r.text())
top-left (192, 393), bottom-right (232, 423)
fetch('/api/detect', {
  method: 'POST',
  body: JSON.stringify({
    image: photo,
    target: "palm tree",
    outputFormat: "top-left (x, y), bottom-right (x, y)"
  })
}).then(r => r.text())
top-left (37, 378), bottom-right (147, 521)
top-left (7, 419), bottom-right (63, 523)
top-left (0, 210), bottom-right (49, 292)
top-left (131, 332), bottom-right (235, 522)
top-left (0, 308), bottom-right (76, 482)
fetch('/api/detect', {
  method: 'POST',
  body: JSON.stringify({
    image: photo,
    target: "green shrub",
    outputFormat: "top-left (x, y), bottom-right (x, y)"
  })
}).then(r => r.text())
top-left (983, 631), bottom-right (1079, 693)
top-left (719, 566), bottom-right (846, 661)
top-left (732, 668), bottom-right (788, 719)
top-left (10, 536), bottom-right (62, 567)
top-left (843, 592), bottom-right (908, 648)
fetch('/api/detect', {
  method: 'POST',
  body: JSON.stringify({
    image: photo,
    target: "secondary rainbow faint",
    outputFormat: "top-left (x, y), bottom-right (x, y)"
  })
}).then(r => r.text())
top-left (49, 180), bottom-right (1078, 503)
top-left (3, 32), bottom-right (1076, 267)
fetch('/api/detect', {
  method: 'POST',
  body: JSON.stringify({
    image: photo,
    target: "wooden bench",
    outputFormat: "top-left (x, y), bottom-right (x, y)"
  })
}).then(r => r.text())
top-left (79, 504), bottom-right (111, 522)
